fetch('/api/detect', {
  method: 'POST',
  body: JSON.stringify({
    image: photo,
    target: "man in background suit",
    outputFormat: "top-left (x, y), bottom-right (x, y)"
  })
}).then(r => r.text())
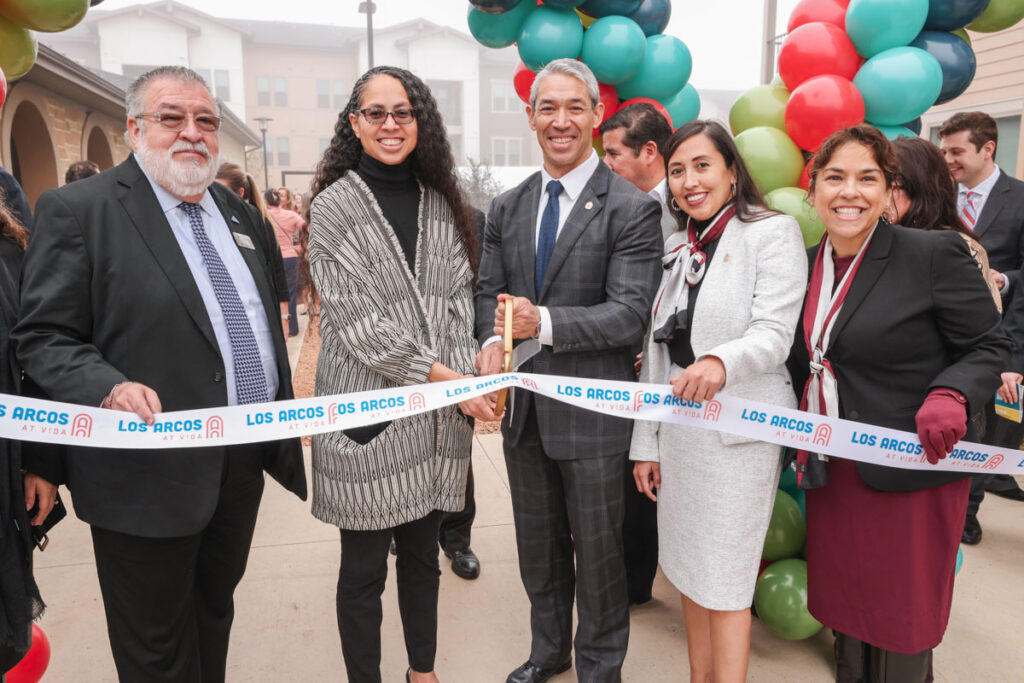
top-left (939, 111), bottom-right (1024, 545)
top-left (14, 66), bottom-right (306, 683)
top-left (599, 102), bottom-right (673, 606)
top-left (476, 59), bottom-right (662, 683)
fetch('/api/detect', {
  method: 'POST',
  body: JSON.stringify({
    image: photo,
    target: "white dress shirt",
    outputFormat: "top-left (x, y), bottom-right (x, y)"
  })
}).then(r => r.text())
top-left (139, 158), bottom-right (280, 405)
top-left (957, 165), bottom-right (1001, 218)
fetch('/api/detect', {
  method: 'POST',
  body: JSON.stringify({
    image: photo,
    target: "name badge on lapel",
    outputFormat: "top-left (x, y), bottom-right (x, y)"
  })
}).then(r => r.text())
top-left (233, 232), bottom-right (256, 250)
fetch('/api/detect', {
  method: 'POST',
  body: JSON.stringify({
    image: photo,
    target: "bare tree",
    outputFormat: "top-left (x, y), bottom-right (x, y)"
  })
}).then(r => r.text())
top-left (460, 157), bottom-right (503, 213)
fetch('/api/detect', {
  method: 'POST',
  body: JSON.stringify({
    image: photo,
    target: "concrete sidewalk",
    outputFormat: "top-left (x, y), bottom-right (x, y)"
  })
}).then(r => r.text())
top-left (29, 315), bottom-right (1024, 681)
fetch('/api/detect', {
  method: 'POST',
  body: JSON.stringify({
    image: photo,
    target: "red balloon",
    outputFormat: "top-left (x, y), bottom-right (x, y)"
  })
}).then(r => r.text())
top-left (778, 22), bottom-right (860, 91)
top-left (787, 0), bottom-right (850, 32)
top-left (0, 67), bottom-right (7, 110)
top-left (785, 74), bottom-right (865, 152)
top-left (513, 60), bottom-right (536, 105)
top-left (8, 624), bottom-right (51, 683)
top-left (593, 82), bottom-right (619, 138)
top-left (617, 96), bottom-right (672, 128)
top-left (799, 158), bottom-right (813, 190)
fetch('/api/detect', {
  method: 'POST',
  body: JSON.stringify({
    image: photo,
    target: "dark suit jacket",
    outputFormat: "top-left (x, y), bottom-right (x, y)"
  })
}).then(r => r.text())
top-left (974, 169), bottom-right (1024, 289)
top-left (13, 155), bottom-right (306, 538)
top-left (788, 222), bottom-right (1009, 491)
top-left (475, 162), bottom-right (662, 460)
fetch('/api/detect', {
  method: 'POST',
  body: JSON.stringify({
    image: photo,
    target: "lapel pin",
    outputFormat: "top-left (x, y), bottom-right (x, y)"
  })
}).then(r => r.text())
top-left (584, 201), bottom-right (593, 210)
top-left (230, 215), bottom-right (240, 223)
top-left (723, 254), bottom-right (730, 262)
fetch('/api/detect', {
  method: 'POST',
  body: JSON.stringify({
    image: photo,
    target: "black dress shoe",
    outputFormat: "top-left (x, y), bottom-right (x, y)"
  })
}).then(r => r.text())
top-left (989, 487), bottom-right (1024, 502)
top-left (505, 659), bottom-right (571, 683)
top-left (962, 514), bottom-right (982, 545)
top-left (444, 548), bottom-right (480, 580)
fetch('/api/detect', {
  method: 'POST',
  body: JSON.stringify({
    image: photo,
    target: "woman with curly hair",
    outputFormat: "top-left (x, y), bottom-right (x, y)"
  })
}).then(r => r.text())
top-left (308, 66), bottom-right (498, 683)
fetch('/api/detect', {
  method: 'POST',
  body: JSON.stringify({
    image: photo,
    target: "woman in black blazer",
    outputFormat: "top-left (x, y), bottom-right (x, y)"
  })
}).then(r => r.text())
top-left (788, 126), bottom-right (1009, 682)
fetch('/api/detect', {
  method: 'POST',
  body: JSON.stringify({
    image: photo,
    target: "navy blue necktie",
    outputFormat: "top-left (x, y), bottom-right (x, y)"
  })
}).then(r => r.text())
top-left (179, 202), bottom-right (269, 405)
top-left (535, 179), bottom-right (563, 296)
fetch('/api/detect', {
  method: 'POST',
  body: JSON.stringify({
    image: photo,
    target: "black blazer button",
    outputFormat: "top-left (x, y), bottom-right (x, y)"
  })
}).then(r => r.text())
top-left (848, 410), bottom-right (859, 420)
top-left (213, 372), bottom-right (224, 382)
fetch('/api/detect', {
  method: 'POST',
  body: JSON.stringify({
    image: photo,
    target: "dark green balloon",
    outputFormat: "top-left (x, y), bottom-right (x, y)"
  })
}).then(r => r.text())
top-left (762, 489), bottom-right (806, 561)
top-left (754, 559), bottom-right (823, 640)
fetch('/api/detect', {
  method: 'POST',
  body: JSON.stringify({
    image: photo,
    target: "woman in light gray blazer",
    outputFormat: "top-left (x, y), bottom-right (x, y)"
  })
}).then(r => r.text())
top-left (308, 66), bottom-right (497, 683)
top-left (631, 120), bottom-right (807, 682)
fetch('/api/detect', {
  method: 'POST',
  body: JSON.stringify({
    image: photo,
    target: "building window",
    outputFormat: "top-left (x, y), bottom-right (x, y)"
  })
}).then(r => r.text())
top-left (214, 70), bottom-right (230, 102)
top-left (492, 137), bottom-right (522, 166)
top-left (427, 80), bottom-right (462, 125)
top-left (257, 76), bottom-right (270, 106)
top-left (276, 137), bottom-right (290, 166)
top-left (195, 68), bottom-right (212, 87)
top-left (316, 79), bottom-right (329, 108)
top-left (318, 137), bottom-right (331, 156)
top-left (333, 80), bottom-right (347, 108)
top-left (264, 137), bottom-right (274, 165)
top-left (492, 81), bottom-right (519, 113)
top-left (274, 77), bottom-right (288, 107)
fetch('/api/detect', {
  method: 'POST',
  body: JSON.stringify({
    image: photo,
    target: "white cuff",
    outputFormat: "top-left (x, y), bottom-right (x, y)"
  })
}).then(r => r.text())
top-left (482, 335), bottom-right (502, 348)
top-left (538, 306), bottom-right (553, 346)
top-left (1000, 274), bottom-right (1011, 295)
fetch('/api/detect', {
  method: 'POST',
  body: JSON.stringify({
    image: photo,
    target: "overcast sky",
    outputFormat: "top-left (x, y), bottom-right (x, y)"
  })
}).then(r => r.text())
top-left (94, 0), bottom-right (802, 91)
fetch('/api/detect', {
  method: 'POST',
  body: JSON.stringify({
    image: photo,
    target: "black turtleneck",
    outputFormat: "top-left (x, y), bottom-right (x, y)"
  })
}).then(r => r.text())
top-left (355, 152), bottom-right (420, 270)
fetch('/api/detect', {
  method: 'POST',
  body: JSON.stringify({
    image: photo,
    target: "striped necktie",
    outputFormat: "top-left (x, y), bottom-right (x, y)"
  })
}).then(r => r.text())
top-left (961, 190), bottom-right (979, 230)
top-left (179, 202), bottom-right (269, 405)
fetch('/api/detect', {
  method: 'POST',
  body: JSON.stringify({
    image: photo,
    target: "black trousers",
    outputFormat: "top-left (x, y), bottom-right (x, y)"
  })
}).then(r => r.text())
top-left (834, 632), bottom-right (933, 683)
top-left (337, 510), bottom-right (443, 683)
top-left (439, 462), bottom-right (475, 553)
top-left (622, 458), bottom-right (657, 603)
top-left (504, 405), bottom-right (630, 683)
top-left (967, 401), bottom-right (1024, 516)
top-left (91, 447), bottom-right (265, 683)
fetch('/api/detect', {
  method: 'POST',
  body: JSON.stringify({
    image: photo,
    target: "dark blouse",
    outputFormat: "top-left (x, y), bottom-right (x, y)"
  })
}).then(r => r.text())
top-left (355, 152), bottom-right (420, 271)
top-left (667, 216), bottom-right (718, 367)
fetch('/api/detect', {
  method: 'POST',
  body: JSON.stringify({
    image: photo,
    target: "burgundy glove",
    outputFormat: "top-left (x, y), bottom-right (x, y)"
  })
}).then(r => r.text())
top-left (915, 388), bottom-right (968, 465)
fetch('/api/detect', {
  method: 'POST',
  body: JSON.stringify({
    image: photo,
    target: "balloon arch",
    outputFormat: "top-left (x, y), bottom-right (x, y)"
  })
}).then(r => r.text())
top-left (467, 0), bottom-right (1021, 643)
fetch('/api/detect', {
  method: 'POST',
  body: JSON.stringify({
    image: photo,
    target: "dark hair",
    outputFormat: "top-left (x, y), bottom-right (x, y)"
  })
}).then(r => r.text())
top-left (598, 103), bottom-right (672, 156)
top-left (311, 65), bottom-right (477, 275)
top-left (263, 188), bottom-right (280, 207)
top-left (891, 137), bottom-right (972, 238)
top-left (0, 189), bottom-right (28, 249)
top-left (662, 119), bottom-right (774, 224)
top-left (809, 125), bottom-right (898, 195)
top-left (65, 160), bottom-right (100, 184)
top-left (938, 111), bottom-right (998, 153)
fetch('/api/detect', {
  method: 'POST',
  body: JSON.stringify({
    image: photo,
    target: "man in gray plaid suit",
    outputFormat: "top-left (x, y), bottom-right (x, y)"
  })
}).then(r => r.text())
top-left (475, 59), bottom-right (662, 683)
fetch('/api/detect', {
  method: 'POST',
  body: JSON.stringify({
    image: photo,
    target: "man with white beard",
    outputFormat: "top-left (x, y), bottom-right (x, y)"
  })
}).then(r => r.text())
top-left (14, 66), bottom-right (306, 683)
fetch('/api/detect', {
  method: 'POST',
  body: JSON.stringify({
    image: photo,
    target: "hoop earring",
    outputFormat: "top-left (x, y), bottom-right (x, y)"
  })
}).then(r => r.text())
top-left (731, 181), bottom-right (737, 197)
top-left (671, 197), bottom-right (681, 211)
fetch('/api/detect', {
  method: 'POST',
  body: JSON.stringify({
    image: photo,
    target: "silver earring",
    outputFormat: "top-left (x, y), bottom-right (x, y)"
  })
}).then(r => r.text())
top-left (671, 197), bottom-right (681, 211)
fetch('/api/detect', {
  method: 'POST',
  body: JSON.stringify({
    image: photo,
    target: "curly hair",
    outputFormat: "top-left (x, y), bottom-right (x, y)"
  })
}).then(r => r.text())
top-left (311, 66), bottom-right (478, 275)
top-left (809, 125), bottom-right (898, 195)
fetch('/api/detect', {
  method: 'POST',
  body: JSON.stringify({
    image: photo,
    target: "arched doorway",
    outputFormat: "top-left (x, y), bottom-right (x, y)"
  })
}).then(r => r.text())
top-left (86, 126), bottom-right (114, 170)
top-left (9, 102), bottom-right (58, 210)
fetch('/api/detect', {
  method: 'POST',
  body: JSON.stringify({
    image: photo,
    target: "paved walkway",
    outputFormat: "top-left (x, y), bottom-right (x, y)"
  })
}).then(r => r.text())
top-left (30, 314), bottom-right (1024, 681)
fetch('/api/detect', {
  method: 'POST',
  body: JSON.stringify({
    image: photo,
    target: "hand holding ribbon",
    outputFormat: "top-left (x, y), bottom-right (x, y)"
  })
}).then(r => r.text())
top-left (915, 388), bottom-right (968, 465)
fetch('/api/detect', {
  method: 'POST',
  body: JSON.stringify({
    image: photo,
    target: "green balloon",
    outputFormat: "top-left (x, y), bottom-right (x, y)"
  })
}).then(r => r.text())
top-left (0, 14), bottom-right (37, 81)
top-left (762, 489), bottom-right (807, 561)
top-left (771, 74), bottom-right (787, 88)
top-left (764, 186), bottom-right (826, 248)
top-left (468, 0), bottom-right (535, 48)
top-left (951, 28), bottom-right (972, 46)
top-left (754, 559), bottom-right (823, 640)
top-left (0, 0), bottom-right (88, 33)
top-left (730, 85), bottom-right (789, 136)
top-left (967, 0), bottom-right (1024, 32)
top-left (734, 126), bottom-right (804, 194)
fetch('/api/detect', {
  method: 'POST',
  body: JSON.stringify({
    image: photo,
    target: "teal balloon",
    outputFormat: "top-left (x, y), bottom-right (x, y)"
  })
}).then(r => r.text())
top-left (764, 187), bottom-right (826, 248)
top-left (616, 34), bottom-right (692, 101)
top-left (854, 47), bottom-right (944, 125)
top-left (846, 0), bottom-right (929, 57)
top-left (874, 124), bottom-right (917, 140)
top-left (955, 545), bottom-right (964, 574)
top-left (754, 559), bottom-right (824, 640)
top-left (779, 467), bottom-right (798, 494)
top-left (793, 488), bottom-right (806, 517)
top-left (762, 490), bottom-right (807, 561)
top-left (580, 15), bottom-right (647, 85)
top-left (468, 0), bottom-right (535, 48)
top-left (729, 84), bottom-right (789, 136)
top-left (734, 126), bottom-right (804, 193)
top-left (517, 6), bottom-right (584, 72)
top-left (660, 83), bottom-right (701, 127)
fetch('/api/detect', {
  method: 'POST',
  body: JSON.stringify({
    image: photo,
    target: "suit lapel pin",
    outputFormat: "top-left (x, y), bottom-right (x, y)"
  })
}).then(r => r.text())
top-left (723, 253), bottom-right (729, 261)
top-left (584, 201), bottom-right (593, 210)
top-left (230, 215), bottom-right (240, 224)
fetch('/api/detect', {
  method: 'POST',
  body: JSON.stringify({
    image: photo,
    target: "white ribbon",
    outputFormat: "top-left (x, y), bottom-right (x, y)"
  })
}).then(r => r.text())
top-left (1, 374), bottom-right (1020, 476)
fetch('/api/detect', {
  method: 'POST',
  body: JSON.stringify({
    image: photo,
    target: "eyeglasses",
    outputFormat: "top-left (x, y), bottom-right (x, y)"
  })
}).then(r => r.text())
top-left (358, 108), bottom-right (416, 125)
top-left (136, 111), bottom-right (222, 133)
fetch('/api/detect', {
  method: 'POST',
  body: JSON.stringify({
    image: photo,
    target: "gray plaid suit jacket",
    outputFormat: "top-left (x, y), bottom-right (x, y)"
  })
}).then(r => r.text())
top-left (475, 161), bottom-right (663, 460)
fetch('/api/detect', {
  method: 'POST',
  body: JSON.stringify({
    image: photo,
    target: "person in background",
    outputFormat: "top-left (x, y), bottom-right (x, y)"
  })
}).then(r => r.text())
top-left (265, 188), bottom-right (304, 337)
top-left (277, 186), bottom-right (295, 211)
top-left (309, 64), bottom-right (498, 683)
top-left (938, 111), bottom-right (1024, 543)
top-left (0, 166), bottom-right (31, 228)
top-left (293, 191), bottom-right (304, 215)
top-left (791, 125), bottom-right (1008, 682)
top-left (65, 160), bottom-right (101, 185)
top-left (598, 101), bottom-right (673, 608)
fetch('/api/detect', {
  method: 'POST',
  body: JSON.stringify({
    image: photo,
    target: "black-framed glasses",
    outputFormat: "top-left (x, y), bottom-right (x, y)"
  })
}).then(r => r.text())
top-left (358, 107), bottom-right (416, 125)
top-left (136, 111), bottom-right (222, 133)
